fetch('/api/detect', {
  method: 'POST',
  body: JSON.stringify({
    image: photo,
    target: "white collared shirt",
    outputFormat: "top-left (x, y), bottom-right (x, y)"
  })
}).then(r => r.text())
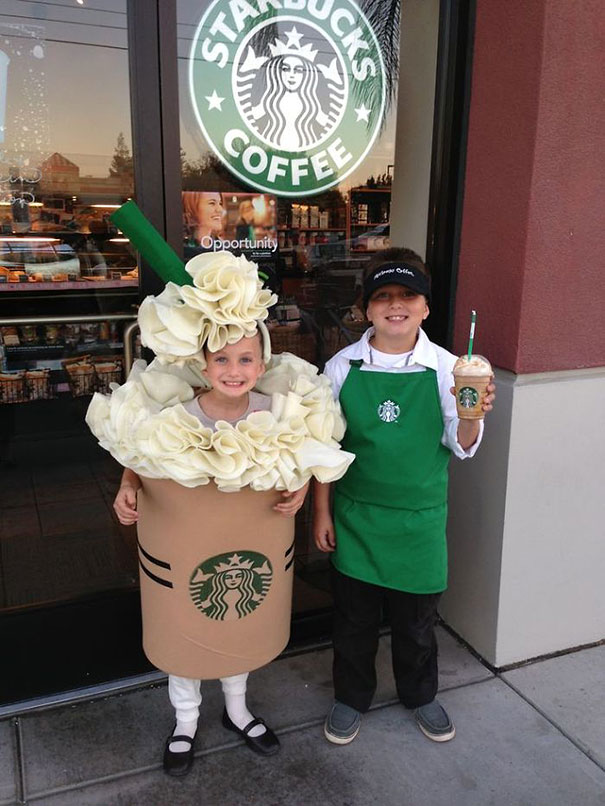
top-left (323, 327), bottom-right (483, 459)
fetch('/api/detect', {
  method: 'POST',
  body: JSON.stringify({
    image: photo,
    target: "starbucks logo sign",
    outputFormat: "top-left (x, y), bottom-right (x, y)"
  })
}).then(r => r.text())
top-left (189, 551), bottom-right (272, 621)
top-left (189, 0), bottom-right (386, 196)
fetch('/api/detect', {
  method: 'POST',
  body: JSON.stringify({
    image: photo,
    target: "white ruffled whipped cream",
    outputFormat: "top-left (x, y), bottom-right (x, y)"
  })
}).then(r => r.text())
top-left (86, 353), bottom-right (354, 492)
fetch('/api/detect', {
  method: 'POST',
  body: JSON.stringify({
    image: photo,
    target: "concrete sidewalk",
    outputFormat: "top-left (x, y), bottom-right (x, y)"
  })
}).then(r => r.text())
top-left (2, 628), bottom-right (604, 805)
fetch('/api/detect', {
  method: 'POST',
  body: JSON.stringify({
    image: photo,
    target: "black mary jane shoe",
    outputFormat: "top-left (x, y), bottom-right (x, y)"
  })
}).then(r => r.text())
top-left (222, 708), bottom-right (280, 756)
top-left (163, 730), bottom-right (197, 777)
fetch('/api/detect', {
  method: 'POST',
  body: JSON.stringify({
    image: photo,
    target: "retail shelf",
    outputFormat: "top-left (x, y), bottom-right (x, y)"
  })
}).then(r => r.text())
top-left (0, 279), bottom-right (137, 292)
top-left (5, 342), bottom-right (124, 357)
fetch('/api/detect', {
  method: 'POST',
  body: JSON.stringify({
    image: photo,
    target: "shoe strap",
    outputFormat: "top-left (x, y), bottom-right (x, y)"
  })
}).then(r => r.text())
top-left (242, 717), bottom-right (265, 735)
top-left (168, 734), bottom-right (195, 745)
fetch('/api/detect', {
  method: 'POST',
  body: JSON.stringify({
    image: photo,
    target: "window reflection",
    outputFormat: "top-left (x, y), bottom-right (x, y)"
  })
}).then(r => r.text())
top-left (0, 4), bottom-right (138, 616)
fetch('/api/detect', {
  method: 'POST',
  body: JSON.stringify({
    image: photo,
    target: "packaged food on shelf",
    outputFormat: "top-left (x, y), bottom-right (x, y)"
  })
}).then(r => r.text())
top-left (25, 368), bottom-right (52, 401)
top-left (20, 325), bottom-right (38, 345)
top-left (0, 370), bottom-right (27, 403)
top-left (62, 356), bottom-right (96, 397)
top-left (61, 354), bottom-right (123, 397)
top-left (299, 205), bottom-right (309, 229)
top-left (44, 324), bottom-right (61, 345)
top-left (0, 326), bottom-right (20, 346)
top-left (80, 323), bottom-right (99, 344)
top-left (92, 357), bottom-right (123, 393)
top-left (98, 321), bottom-right (110, 341)
top-left (64, 323), bottom-right (81, 348)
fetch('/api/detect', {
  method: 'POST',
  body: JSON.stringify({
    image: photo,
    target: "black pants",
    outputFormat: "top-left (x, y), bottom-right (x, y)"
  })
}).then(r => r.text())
top-left (331, 565), bottom-right (441, 712)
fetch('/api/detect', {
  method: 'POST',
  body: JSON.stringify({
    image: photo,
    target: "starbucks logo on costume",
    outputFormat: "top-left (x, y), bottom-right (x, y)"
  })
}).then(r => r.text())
top-left (189, 551), bottom-right (273, 622)
top-left (377, 399), bottom-right (400, 423)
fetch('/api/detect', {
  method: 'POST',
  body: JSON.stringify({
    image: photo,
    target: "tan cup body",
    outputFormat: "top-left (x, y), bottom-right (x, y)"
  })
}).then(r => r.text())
top-left (454, 374), bottom-right (490, 420)
top-left (136, 478), bottom-right (295, 679)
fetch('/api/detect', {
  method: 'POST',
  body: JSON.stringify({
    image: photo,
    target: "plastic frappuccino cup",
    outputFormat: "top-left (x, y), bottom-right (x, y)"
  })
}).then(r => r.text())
top-left (453, 354), bottom-right (492, 420)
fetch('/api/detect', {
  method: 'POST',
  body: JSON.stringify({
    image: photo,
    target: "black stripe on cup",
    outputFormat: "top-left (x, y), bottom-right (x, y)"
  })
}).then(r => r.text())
top-left (284, 538), bottom-right (295, 571)
top-left (137, 540), bottom-right (171, 570)
top-left (137, 540), bottom-right (173, 588)
top-left (138, 558), bottom-right (173, 589)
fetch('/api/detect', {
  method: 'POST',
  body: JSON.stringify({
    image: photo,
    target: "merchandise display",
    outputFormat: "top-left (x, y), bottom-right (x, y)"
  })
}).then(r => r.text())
top-left (0, 321), bottom-right (128, 404)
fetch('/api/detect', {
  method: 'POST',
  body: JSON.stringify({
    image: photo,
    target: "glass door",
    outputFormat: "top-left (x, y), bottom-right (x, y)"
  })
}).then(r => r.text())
top-left (0, 1), bottom-right (150, 705)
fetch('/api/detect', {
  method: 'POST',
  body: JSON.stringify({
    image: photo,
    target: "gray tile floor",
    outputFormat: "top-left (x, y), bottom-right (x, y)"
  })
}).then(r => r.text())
top-left (3, 630), bottom-right (605, 806)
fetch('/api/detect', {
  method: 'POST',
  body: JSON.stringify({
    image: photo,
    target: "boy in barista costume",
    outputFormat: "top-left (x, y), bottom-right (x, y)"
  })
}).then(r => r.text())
top-left (313, 248), bottom-right (495, 745)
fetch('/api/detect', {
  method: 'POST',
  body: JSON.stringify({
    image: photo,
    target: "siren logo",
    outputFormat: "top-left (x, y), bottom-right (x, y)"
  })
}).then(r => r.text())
top-left (189, 0), bottom-right (386, 196)
top-left (458, 387), bottom-right (479, 409)
top-left (189, 550), bottom-right (272, 621)
top-left (377, 399), bottom-right (400, 423)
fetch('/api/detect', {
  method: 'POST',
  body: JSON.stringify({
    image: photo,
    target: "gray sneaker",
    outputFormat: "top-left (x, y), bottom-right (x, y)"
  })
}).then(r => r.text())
top-left (415, 700), bottom-right (456, 742)
top-left (324, 701), bottom-right (361, 745)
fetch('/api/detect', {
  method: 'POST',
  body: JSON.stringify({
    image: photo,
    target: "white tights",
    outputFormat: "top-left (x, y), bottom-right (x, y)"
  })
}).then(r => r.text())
top-left (168, 672), bottom-right (265, 752)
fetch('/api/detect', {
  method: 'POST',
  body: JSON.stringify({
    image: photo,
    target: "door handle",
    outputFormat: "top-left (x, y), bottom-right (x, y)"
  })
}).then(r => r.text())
top-left (122, 321), bottom-right (140, 375)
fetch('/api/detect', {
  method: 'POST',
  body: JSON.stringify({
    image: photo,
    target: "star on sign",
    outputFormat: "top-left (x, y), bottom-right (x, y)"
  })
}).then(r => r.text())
top-left (354, 104), bottom-right (371, 122)
top-left (206, 90), bottom-right (224, 111)
top-left (284, 26), bottom-right (304, 48)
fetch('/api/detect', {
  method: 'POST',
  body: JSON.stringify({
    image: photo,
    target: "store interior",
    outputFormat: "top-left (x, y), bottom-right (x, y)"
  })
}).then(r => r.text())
top-left (0, 174), bottom-right (393, 622)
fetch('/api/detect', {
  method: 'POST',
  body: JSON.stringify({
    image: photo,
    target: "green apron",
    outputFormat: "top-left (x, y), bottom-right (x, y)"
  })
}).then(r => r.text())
top-left (333, 360), bottom-right (451, 593)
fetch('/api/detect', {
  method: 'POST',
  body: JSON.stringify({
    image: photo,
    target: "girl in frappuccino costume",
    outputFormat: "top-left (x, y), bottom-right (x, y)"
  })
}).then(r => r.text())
top-left (87, 244), bottom-right (353, 777)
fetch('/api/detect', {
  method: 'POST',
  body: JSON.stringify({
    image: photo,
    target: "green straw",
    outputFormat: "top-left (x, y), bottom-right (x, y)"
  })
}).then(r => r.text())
top-left (110, 200), bottom-right (193, 287)
top-left (467, 310), bottom-right (476, 360)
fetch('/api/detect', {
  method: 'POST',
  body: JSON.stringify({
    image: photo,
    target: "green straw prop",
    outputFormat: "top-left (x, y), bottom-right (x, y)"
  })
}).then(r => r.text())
top-left (110, 200), bottom-right (193, 287)
top-left (467, 310), bottom-right (476, 360)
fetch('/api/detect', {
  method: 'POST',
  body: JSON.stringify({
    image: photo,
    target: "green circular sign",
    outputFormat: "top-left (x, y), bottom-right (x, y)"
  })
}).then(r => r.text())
top-left (189, 550), bottom-right (272, 621)
top-left (189, 0), bottom-right (386, 196)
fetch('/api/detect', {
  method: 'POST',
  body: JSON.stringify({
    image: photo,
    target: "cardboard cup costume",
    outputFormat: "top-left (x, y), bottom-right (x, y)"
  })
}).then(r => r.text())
top-left (138, 480), bottom-right (294, 678)
top-left (87, 204), bottom-right (354, 679)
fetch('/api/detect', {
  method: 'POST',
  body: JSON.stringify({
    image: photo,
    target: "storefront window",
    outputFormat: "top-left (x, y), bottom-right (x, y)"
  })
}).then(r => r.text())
top-left (0, 3), bottom-right (137, 616)
top-left (177, 0), bottom-right (400, 614)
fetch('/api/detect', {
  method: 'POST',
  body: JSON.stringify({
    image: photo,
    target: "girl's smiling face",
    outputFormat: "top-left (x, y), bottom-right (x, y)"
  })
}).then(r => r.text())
top-left (366, 283), bottom-right (429, 350)
top-left (202, 334), bottom-right (265, 400)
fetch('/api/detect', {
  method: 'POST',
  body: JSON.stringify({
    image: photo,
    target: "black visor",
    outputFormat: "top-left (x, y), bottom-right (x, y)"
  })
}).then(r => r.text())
top-left (363, 262), bottom-right (431, 309)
